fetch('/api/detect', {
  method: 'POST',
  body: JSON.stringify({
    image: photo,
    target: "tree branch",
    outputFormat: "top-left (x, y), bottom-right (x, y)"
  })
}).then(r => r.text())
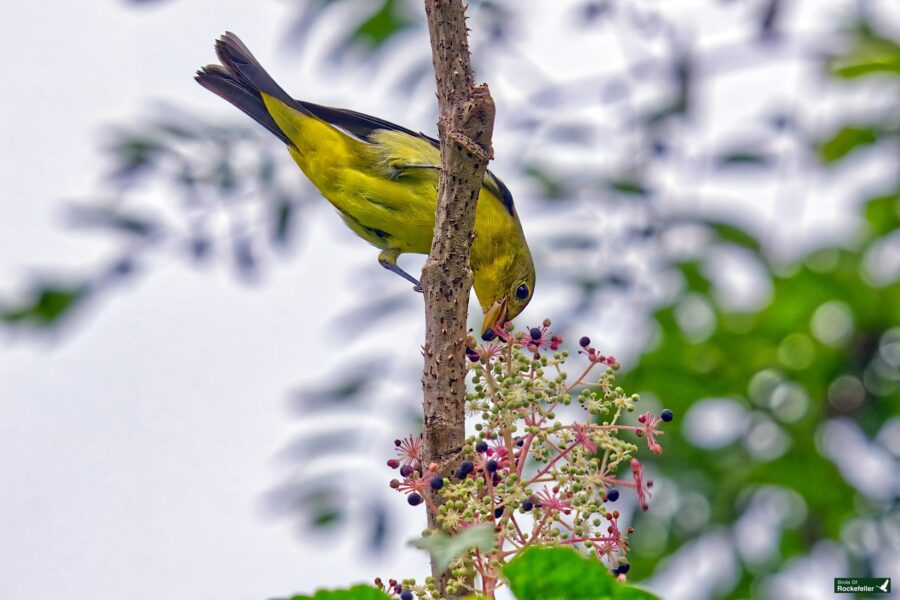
top-left (421, 0), bottom-right (495, 592)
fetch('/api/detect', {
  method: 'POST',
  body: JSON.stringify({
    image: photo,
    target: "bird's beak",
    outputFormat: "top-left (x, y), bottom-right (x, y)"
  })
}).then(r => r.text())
top-left (481, 296), bottom-right (508, 341)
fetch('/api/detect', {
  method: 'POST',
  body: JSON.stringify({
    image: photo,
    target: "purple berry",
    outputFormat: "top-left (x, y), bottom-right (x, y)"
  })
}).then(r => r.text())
top-left (606, 489), bottom-right (619, 502)
top-left (660, 409), bottom-right (674, 422)
top-left (399, 465), bottom-right (414, 477)
top-left (486, 459), bottom-right (499, 473)
top-left (387, 459), bottom-right (400, 469)
top-left (475, 440), bottom-right (489, 453)
top-left (579, 336), bottom-right (591, 347)
top-left (400, 591), bottom-right (414, 600)
top-left (407, 493), bottom-right (423, 506)
top-left (430, 476), bottom-right (444, 490)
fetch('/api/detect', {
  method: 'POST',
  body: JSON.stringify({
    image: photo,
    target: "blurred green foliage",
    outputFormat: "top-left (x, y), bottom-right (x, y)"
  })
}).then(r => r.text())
top-left (2, 284), bottom-right (88, 327)
top-left (617, 19), bottom-right (900, 597)
top-left (353, 0), bottom-right (414, 50)
top-left (828, 22), bottom-right (900, 78)
top-left (621, 221), bottom-right (899, 594)
top-left (4, 1), bottom-right (900, 598)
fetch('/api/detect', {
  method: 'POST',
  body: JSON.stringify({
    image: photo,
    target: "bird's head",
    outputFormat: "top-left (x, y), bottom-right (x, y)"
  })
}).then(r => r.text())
top-left (473, 241), bottom-right (535, 341)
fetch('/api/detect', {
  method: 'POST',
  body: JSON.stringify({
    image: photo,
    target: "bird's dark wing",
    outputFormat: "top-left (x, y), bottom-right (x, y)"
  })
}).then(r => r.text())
top-left (297, 101), bottom-right (440, 148)
top-left (297, 100), bottom-right (515, 217)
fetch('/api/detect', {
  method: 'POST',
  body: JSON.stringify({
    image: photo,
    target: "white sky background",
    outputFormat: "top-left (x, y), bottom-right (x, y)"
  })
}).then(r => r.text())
top-left (0, 2), bottom-right (433, 598)
top-left (0, 1), bottom-right (898, 599)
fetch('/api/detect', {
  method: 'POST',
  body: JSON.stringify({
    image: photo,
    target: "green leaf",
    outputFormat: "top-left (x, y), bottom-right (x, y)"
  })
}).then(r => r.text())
top-left (273, 198), bottom-right (295, 247)
top-left (410, 523), bottom-right (497, 574)
top-left (285, 584), bottom-right (391, 600)
top-left (607, 178), bottom-right (650, 197)
top-left (105, 133), bottom-right (168, 181)
top-left (829, 34), bottom-right (900, 78)
top-left (66, 205), bottom-right (160, 238)
top-left (676, 261), bottom-right (711, 294)
top-left (351, 0), bottom-right (412, 51)
top-left (504, 547), bottom-right (659, 600)
top-left (523, 165), bottom-right (569, 199)
top-left (863, 193), bottom-right (900, 237)
top-left (705, 220), bottom-right (762, 252)
top-left (818, 126), bottom-right (879, 163)
top-left (1, 285), bottom-right (87, 327)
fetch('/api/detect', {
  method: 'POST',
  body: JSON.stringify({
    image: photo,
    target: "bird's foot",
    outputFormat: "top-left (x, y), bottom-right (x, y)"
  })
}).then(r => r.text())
top-left (378, 249), bottom-right (423, 291)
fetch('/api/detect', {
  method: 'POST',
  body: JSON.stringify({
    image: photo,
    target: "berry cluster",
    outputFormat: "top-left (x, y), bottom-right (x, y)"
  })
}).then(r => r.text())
top-left (374, 578), bottom-right (417, 600)
top-left (382, 320), bottom-right (672, 598)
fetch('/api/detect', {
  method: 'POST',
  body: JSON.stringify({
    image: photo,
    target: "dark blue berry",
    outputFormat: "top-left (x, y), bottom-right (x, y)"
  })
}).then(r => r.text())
top-left (494, 507), bottom-right (504, 518)
top-left (606, 489), bottom-right (620, 502)
top-left (430, 476), bottom-right (444, 490)
top-left (460, 460), bottom-right (474, 475)
top-left (466, 346), bottom-right (480, 362)
top-left (660, 408), bottom-right (674, 422)
top-left (521, 500), bottom-right (533, 511)
top-left (482, 329), bottom-right (496, 342)
top-left (486, 459), bottom-right (498, 473)
top-left (407, 493), bottom-right (422, 506)
top-left (579, 336), bottom-right (591, 347)
top-left (617, 563), bottom-right (630, 574)
top-left (475, 440), bottom-right (489, 453)
top-left (454, 467), bottom-right (465, 480)
top-left (530, 327), bottom-right (542, 341)
top-left (517, 438), bottom-right (525, 447)
top-left (399, 465), bottom-right (414, 477)
top-left (400, 591), bottom-right (414, 600)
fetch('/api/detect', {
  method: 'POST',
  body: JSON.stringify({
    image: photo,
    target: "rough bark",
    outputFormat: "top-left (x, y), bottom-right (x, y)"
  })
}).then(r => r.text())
top-left (421, 0), bottom-right (495, 593)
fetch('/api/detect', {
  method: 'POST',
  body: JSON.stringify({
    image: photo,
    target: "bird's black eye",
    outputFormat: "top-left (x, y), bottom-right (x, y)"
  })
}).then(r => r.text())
top-left (515, 283), bottom-right (530, 300)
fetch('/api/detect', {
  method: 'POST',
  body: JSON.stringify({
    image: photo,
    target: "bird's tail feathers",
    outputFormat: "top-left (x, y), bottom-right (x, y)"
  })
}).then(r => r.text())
top-left (195, 32), bottom-right (296, 145)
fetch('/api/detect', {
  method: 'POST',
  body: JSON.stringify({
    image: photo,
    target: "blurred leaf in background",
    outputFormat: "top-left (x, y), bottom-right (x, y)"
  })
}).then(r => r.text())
top-left (410, 524), bottom-right (497, 574)
top-left (616, 19), bottom-right (900, 596)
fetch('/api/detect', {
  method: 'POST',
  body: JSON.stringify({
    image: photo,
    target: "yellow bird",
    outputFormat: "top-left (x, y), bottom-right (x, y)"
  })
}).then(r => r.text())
top-left (196, 33), bottom-right (534, 339)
